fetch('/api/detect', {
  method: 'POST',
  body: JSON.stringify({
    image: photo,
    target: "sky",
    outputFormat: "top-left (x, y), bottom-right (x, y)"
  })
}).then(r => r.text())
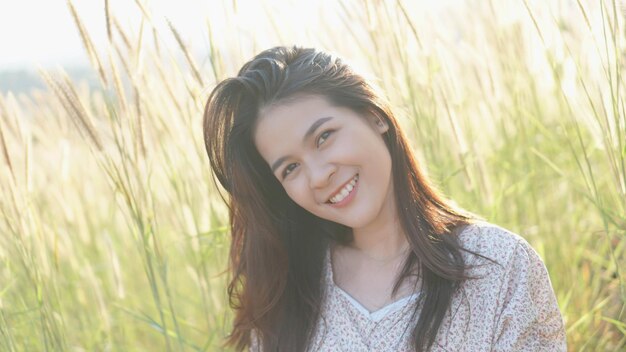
top-left (0, 0), bottom-right (472, 71)
top-left (0, 0), bottom-right (211, 70)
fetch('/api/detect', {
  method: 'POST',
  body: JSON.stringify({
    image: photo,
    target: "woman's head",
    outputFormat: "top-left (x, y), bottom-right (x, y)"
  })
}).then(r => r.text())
top-left (204, 46), bottom-right (419, 232)
top-left (204, 46), bottom-right (399, 218)
top-left (203, 46), bottom-right (480, 352)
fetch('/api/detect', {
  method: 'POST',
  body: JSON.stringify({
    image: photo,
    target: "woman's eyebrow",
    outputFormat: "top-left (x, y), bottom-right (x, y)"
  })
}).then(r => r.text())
top-left (270, 116), bottom-right (334, 173)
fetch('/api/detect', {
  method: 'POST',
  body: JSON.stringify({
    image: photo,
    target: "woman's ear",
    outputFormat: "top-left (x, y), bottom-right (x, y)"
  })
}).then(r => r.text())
top-left (368, 113), bottom-right (389, 133)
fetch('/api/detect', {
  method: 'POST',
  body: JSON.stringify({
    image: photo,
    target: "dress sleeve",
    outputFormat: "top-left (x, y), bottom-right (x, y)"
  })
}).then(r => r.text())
top-left (492, 239), bottom-right (567, 351)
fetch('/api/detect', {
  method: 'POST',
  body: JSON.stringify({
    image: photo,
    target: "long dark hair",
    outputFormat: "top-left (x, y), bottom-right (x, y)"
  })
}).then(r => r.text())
top-left (203, 46), bottom-right (487, 351)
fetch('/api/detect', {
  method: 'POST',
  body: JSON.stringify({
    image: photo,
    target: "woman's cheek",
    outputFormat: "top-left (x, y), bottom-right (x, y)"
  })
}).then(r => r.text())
top-left (330, 139), bottom-right (354, 160)
top-left (286, 181), bottom-right (309, 207)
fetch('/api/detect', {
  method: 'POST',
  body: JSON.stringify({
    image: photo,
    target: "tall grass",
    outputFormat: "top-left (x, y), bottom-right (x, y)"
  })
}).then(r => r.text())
top-left (0, 0), bottom-right (623, 350)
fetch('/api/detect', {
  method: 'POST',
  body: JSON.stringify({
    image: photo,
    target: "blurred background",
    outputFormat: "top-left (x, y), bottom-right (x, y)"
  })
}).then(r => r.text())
top-left (0, 0), bottom-right (624, 350)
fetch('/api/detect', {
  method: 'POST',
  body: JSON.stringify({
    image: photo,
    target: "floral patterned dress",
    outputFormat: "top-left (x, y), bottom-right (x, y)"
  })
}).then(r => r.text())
top-left (251, 222), bottom-right (567, 351)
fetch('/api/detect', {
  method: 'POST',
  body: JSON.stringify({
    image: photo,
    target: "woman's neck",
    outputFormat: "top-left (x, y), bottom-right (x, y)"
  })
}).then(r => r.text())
top-left (346, 219), bottom-right (410, 262)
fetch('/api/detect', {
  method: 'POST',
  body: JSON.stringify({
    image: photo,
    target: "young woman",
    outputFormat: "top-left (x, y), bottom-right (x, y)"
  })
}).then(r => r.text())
top-left (203, 46), bottom-right (566, 351)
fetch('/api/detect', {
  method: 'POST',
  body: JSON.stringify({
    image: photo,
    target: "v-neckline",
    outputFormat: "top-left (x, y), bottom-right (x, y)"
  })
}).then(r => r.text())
top-left (325, 244), bottom-right (420, 321)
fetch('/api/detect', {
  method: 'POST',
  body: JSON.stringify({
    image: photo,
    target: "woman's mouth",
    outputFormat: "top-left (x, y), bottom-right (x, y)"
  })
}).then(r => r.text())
top-left (326, 174), bottom-right (359, 207)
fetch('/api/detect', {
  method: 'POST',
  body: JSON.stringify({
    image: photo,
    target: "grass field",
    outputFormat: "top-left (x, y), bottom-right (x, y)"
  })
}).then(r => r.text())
top-left (0, 0), bottom-right (624, 350)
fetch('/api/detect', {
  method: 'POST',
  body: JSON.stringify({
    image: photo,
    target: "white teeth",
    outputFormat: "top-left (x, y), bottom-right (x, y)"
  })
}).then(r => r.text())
top-left (329, 174), bottom-right (359, 204)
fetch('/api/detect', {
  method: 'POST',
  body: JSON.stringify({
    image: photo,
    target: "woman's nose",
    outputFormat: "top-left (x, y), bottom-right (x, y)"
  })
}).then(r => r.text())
top-left (308, 162), bottom-right (336, 189)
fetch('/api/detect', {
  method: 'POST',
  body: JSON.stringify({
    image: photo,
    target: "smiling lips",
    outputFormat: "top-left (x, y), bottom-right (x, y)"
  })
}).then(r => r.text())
top-left (327, 174), bottom-right (359, 204)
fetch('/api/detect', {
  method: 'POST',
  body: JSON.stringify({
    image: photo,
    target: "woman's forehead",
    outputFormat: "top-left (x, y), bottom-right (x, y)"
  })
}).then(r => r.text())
top-left (259, 95), bottom-right (333, 120)
top-left (256, 96), bottom-right (336, 138)
top-left (255, 97), bottom-right (334, 148)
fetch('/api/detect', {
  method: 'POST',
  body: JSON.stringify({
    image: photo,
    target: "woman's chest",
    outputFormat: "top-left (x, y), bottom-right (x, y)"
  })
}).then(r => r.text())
top-left (311, 284), bottom-right (496, 352)
top-left (331, 247), bottom-right (419, 312)
top-left (333, 270), bottom-right (417, 312)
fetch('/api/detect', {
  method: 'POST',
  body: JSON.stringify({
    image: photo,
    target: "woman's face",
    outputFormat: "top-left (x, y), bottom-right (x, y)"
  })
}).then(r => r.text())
top-left (254, 95), bottom-right (394, 229)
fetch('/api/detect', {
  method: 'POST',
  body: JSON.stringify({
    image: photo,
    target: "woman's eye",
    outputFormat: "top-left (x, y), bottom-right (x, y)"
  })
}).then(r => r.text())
top-left (317, 130), bottom-right (334, 147)
top-left (282, 163), bottom-right (299, 178)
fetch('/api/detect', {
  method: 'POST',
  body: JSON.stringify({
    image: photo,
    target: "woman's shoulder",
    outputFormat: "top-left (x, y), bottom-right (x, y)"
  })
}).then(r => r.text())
top-left (454, 221), bottom-right (540, 267)
top-left (449, 221), bottom-right (567, 350)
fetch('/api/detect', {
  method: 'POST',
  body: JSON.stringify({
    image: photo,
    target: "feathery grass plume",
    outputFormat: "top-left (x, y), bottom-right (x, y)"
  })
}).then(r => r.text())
top-left (154, 58), bottom-right (184, 114)
top-left (108, 48), bottom-right (130, 116)
top-left (111, 33), bottom-right (148, 161)
top-left (153, 27), bottom-right (161, 58)
top-left (1, 93), bottom-right (26, 145)
top-left (161, 51), bottom-right (199, 105)
top-left (38, 69), bottom-right (104, 151)
top-left (23, 120), bottom-right (32, 193)
top-left (167, 19), bottom-right (204, 87)
top-left (133, 84), bottom-right (147, 158)
top-left (0, 117), bottom-right (14, 184)
top-left (0, 99), bottom-right (15, 183)
top-left (112, 16), bottom-right (132, 51)
top-left (113, 41), bottom-right (133, 79)
top-left (133, 0), bottom-right (155, 26)
top-left (204, 19), bottom-right (224, 82)
top-left (128, 0), bottom-right (161, 61)
top-left (105, 0), bottom-right (112, 42)
top-left (396, 0), bottom-right (423, 50)
top-left (136, 17), bottom-right (146, 74)
top-left (66, 0), bottom-right (108, 87)
top-left (134, 0), bottom-right (163, 66)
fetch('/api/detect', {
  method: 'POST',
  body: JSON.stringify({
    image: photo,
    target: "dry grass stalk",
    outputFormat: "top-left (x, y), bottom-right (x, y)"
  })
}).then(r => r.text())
top-left (136, 17), bottom-right (146, 73)
top-left (396, 0), bottom-right (423, 50)
top-left (204, 19), bottom-right (224, 82)
top-left (133, 0), bottom-right (154, 26)
top-left (133, 85), bottom-right (147, 158)
top-left (105, 0), bottom-right (112, 42)
top-left (66, 0), bottom-right (109, 87)
top-left (1, 94), bottom-right (25, 144)
top-left (167, 19), bottom-right (204, 87)
top-left (108, 48), bottom-right (130, 116)
top-left (0, 117), bottom-right (14, 183)
top-left (154, 59), bottom-right (183, 114)
top-left (113, 41), bottom-right (133, 80)
top-left (153, 27), bottom-right (161, 58)
top-left (112, 16), bottom-right (132, 51)
top-left (0, 98), bottom-right (15, 182)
